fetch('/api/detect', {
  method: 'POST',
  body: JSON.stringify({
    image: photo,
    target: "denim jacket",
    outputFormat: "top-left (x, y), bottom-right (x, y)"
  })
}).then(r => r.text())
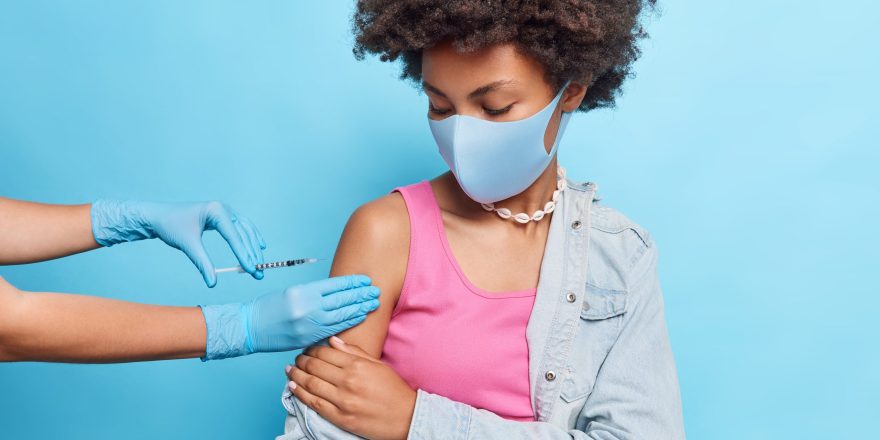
top-left (277, 179), bottom-right (686, 439)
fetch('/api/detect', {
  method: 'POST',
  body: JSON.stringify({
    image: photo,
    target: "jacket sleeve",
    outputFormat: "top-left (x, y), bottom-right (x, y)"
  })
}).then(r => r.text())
top-left (280, 386), bottom-right (595, 440)
top-left (276, 389), bottom-right (366, 440)
top-left (573, 244), bottom-right (685, 438)
top-left (407, 245), bottom-right (685, 440)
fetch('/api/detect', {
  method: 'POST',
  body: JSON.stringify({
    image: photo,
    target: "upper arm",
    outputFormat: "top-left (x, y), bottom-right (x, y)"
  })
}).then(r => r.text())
top-left (329, 193), bottom-right (410, 357)
top-left (580, 246), bottom-right (685, 438)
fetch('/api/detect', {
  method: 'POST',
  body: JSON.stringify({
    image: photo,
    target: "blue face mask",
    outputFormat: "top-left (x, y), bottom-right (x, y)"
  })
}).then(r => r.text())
top-left (428, 83), bottom-right (571, 204)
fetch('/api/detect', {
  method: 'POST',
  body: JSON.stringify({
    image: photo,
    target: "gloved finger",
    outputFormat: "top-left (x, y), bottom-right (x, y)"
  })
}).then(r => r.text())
top-left (226, 208), bottom-right (258, 266)
top-left (321, 285), bottom-right (380, 311)
top-left (303, 275), bottom-right (372, 297)
top-left (210, 211), bottom-right (256, 275)
top-left (233, 219), bottom-right (263, 280)
top-left (323, 314), bottom-right (368, 337)
top-left (239, 215), bottom-right (267, 250)
top-left (180, 239), bottom-right (218, 288)
top-left (236, 217), bottom-right (264, 266)
top-left (321, 298), bottom-right (379, 326)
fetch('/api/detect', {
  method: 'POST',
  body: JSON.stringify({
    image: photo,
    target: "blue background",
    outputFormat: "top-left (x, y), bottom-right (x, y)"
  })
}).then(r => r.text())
top-left (1, 1), bottom-right (877, 438)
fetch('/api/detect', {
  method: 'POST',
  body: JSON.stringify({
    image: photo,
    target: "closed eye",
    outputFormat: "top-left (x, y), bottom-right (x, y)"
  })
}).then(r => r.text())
top-left (484, 103), bottom-right (514, 116)
top-left (429, 102), bottom-right (452, 116)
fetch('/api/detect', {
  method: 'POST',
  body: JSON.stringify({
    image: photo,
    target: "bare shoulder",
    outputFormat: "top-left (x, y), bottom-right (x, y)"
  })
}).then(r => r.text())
top-left (344, 192), bottom-right (409, 249)
top-left (330, 192), bottom-right (410, 357)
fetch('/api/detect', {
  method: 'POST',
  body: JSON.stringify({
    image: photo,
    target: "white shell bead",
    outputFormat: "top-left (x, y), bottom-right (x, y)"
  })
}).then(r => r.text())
top-left (514, 213), bottom-right (531, 223)
top-left (479, 165), bottom-right (566, 225)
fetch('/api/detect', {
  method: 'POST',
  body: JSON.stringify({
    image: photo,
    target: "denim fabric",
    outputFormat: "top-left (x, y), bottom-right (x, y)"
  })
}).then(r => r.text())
top-left (277, 179), bottom-right (685, 439)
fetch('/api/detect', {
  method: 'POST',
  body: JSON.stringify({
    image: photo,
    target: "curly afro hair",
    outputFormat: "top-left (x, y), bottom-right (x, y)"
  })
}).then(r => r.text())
top-left (352, 0), bottom-right (657, 111)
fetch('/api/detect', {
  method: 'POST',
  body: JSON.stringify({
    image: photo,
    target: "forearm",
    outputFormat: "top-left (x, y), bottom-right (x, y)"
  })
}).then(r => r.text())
top-left (0, 197), bottom-right (99, 264)
top-left (282, 389), bottom-right (589, 440)
top-left (0, 280), bottom-right (206, 362)
top-left (409, 391), bottom-right (595, 440)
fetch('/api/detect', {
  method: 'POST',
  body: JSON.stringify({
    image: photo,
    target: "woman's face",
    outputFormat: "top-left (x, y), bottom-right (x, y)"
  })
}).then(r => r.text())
top-left (421, 40), bottom-right (587, 153)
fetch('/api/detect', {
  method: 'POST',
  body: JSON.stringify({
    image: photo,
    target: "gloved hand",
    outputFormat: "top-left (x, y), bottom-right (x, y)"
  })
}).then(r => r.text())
top-left (199, 275), bottom-right (380, 360)
top-left (90, 200), bottom-right (265, 287)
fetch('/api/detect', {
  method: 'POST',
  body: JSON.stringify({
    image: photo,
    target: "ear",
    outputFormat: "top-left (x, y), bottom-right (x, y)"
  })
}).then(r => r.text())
top-left (561, 77), bottom-right (590, 112)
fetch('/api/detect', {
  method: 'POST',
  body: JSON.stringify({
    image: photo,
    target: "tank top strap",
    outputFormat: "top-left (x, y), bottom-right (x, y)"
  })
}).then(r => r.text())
top-left (391, 180), bottom-right (443, 246)
top-left (390, 181), bottom-right (448, 315)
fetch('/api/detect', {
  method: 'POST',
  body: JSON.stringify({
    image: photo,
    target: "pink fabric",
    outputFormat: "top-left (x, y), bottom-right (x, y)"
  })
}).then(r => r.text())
top-left (381, 181), bottom-right (537, 422)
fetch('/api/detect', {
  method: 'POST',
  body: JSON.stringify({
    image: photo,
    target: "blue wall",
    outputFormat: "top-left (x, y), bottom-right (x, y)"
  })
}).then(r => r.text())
top-left (1, 1), bottom-right (877, 438)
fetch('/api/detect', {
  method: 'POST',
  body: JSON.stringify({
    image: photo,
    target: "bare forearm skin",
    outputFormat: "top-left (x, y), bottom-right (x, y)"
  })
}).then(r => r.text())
top-left (0, 197), bottom-right (101, 265)
top-left (0, 277), bottom-right (206, 363)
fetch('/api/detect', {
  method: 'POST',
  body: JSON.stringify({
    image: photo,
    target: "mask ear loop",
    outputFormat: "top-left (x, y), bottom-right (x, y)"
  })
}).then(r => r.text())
top-left (545, 79), bottom-right (574, 157)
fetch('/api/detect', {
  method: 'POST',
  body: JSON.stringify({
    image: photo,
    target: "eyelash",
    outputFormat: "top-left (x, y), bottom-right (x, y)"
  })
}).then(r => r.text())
top-left (484, 104), bottom-right (513, 116)
top-left (429, 103), bottom-right (514, 116)
top-left (429, 103), bottom-right (451, 116)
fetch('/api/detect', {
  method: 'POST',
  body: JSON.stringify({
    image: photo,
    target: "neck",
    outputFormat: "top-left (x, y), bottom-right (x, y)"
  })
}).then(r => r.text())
top-left (494, 157), bottom-right (560, 217)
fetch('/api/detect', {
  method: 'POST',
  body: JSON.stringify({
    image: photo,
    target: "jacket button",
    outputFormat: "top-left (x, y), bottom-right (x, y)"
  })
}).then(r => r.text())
top-left (571, 220), bottom-right (582, 230)
top-left (566, 292), bottom-right (577, 303)
top-left (545, 371), bottom-right (557, 381)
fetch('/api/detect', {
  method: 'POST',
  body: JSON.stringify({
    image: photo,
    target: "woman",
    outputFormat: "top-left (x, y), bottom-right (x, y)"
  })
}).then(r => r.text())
top-left (281, 1), bottom-right (684, 438)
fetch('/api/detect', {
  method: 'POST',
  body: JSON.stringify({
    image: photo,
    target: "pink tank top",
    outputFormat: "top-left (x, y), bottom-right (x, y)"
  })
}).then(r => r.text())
top-left (381, 181), bottom-right (537, 422)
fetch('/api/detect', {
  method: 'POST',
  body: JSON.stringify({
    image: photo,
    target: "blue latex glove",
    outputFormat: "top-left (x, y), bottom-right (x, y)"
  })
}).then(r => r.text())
top-left (199, 275), bottom-right (380, 360)
top-left (91, 200), bottom-right (265, 287)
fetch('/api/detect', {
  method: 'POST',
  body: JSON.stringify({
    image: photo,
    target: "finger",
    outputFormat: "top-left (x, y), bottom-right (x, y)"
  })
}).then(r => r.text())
top-left (290, 378), bottom-right (342, 421)
top-left (226, 208), bottom-right (258, 267)
top-left (303, 345), bottom-right (360, 368)
top-left (231, 211), bottom-right (262, 263)
top-left (239, 215), bottom-right (267, 250)
top-left (238, 217), bottom-right (265, 278)
top-left (322, 298), bottom-right (379, 325)
top-left (321, 285), bottom-right (380, 311)
top-left (210, 210), bottom-right (256, 275)
top-left (233, 219), bottom-right (263, 280)
top-left (290, 367), bottom-right (341, 406)
top-left (322, 314), bottom-right (368, 339)
top-left (295, 353), bottom-right (346, 385)
top-left (328, 336), bottom-right (379, 361)
top-left (180, 239), bottom-right (217, 288)
top-left (304, 275), bottom-right (372, 297)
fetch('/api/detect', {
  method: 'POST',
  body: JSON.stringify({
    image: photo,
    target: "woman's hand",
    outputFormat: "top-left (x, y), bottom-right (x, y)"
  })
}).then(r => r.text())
top-left (287, 336), bottom-right (416, 440)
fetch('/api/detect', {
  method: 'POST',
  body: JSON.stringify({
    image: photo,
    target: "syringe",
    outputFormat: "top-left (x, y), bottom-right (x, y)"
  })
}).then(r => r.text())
top-left (215, 258), bottom-right (324, 274)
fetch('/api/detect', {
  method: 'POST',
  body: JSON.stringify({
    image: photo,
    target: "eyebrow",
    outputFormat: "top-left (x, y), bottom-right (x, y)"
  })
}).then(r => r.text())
top-left (422, 80), bottom-right (517, 100)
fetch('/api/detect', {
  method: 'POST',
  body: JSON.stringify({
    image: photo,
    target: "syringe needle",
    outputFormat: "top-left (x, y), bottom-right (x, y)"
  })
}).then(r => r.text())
top-left (214, 257), bottom-right (324, 275)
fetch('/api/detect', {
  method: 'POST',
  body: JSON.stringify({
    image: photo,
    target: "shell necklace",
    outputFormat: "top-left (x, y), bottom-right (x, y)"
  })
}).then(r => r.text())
top-left (480, 166), bottom-right (565, 224)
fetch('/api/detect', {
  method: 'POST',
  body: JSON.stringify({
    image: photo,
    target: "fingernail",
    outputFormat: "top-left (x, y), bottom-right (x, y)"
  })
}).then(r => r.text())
top-left (369, 287), bottom-right (380, 297)
top-left (285, 365), bottom-right (292, 374)
top-left (330, 336), bottom-right (345, 345)
top-left (288, 381), bottom-right (297, 391)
